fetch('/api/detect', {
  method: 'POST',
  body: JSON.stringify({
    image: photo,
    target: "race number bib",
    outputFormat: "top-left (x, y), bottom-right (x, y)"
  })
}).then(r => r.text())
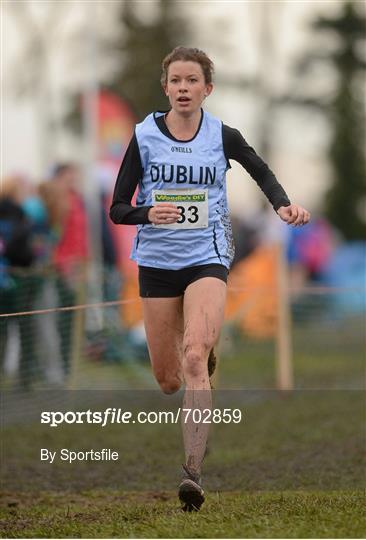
top-left (152, 189), bottom-right (208, 229)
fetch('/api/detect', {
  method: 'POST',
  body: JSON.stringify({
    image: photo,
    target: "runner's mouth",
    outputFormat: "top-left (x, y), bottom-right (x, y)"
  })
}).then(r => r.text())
top-left (177, 97), bottom-right (191, 103)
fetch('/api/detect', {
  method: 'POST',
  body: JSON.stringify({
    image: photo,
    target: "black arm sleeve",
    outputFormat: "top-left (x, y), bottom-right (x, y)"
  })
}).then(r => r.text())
top-left (109, 133), bottom-right (152, 225)
top-left (222, 124), bottom-right (291, 211)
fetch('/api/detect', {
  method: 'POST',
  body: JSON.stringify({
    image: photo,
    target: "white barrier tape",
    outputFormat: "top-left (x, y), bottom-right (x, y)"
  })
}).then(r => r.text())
top-left (0, 298), bottom-right (139, 318)
top-left (0, 286), bottom-right (363, 318)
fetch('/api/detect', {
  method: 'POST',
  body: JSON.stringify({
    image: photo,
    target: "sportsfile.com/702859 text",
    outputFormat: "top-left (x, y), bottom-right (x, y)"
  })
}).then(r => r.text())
top-left (40, 408), bottom-right (243, 427)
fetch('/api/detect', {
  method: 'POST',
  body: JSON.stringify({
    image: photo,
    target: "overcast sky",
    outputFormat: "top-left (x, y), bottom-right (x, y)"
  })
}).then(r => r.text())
top-left (2, 1), bottom-right (356, 214)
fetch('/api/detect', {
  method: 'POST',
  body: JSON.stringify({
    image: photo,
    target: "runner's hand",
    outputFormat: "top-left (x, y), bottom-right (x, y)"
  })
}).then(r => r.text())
top-left (277, 204), bottom-right (311, 226)
top-left (148, 203), bottom-right (182, 225)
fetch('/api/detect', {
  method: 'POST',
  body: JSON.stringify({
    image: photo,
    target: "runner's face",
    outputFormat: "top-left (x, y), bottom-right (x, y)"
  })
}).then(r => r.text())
top-left (164, 61), bottom-right (213, 115)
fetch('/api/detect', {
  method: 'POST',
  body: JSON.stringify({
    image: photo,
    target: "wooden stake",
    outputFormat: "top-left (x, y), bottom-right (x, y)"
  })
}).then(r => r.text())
top-left (275, 242), bottom-right (294, 390)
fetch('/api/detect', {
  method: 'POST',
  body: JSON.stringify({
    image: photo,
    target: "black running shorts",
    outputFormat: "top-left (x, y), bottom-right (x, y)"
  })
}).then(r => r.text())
top-left (138, 264), bottom-right (228, 298)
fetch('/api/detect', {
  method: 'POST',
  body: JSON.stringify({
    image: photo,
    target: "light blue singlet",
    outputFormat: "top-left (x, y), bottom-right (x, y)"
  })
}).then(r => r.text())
top-left (131, 110), bottom-right (234, 270)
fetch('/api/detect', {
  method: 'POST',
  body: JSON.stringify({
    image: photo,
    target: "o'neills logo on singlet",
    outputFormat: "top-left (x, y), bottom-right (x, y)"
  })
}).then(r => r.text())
top-left (171, 146), bottom-right (192, 153)
top-left (149, 164), bottom-right (216, 185)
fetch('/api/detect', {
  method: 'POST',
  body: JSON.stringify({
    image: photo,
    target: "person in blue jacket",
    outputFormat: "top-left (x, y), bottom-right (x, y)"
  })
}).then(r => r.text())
top-left (110, 46), bottom-right (310, 511)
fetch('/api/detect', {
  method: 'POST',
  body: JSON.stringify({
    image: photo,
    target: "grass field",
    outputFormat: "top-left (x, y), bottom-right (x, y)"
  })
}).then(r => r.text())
top-left (1, 490), bottom-right (365, 538)
top-left (1, 317), bottom-right (365, 538)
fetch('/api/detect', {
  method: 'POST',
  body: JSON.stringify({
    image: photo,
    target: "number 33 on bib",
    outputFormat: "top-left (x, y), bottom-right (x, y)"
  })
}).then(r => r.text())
top-left (152, 189), bottom-right (209, 229)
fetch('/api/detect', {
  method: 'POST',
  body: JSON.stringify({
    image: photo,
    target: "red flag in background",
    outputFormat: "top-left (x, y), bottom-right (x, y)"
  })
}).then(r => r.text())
top-left (96, 91), bottom-right (142, 326)
top-left (96, 91), bottom-right (137, 277)
top-left (97, 91), bottom-right (135, 166)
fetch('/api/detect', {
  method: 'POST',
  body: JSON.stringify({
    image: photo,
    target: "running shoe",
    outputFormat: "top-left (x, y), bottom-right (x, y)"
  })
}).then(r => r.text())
top-left (178, 464), bottom-right (205, 512)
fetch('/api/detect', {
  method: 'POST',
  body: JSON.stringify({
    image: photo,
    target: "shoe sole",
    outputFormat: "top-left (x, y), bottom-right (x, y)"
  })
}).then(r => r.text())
top-left (179, 479), bottom-right (205, 512)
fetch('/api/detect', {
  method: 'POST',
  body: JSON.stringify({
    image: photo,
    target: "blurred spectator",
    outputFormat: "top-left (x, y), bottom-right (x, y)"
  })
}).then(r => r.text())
top-left (22, 185), bottom-right (50, 266)
top-left (21, 180), bottom-right (65, 385)
top-left (0, 176), bottom-right (38, 388)
top-left (287, 216), bottom-right (335, 293)
top-left (40, 163), bottom-right (89, 375)
top-left (321, 241), bottom-right (366, 317)
top-left (96, 166), bottom-right (122, 303)
top-left (230, 215), bottom-right (258, 267)
top-left (46, 163), bottom-right (89, 279)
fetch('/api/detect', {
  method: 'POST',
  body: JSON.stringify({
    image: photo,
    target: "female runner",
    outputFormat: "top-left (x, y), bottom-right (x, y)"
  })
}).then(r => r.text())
top-left (110, 46), bottom-right (310, 511)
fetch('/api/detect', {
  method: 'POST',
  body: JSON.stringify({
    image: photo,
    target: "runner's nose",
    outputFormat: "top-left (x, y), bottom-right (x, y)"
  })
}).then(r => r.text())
top-left (178, 81), bottom-right (188, 92)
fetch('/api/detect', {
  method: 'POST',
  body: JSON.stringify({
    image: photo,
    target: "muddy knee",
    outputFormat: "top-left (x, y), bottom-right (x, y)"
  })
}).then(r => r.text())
top-left (183, 345), bottom-right (210, 379)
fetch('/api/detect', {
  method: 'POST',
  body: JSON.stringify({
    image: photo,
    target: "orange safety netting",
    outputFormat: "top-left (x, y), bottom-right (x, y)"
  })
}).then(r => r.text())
top-left (120, 275), bottom-right (143, 327)
top-left (225, 245), bottom-right (279, 338)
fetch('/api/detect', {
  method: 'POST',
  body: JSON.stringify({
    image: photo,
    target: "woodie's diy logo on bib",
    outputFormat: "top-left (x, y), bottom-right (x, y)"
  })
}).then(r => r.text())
top-left (152, 189), bottom-right (209, 230)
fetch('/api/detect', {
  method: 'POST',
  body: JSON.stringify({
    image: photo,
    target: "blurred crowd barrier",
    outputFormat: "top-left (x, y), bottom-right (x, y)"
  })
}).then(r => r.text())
top-left (1, 169), bottom-right (365, 393)
top-left (1, 265), bottom-right (364, 393)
